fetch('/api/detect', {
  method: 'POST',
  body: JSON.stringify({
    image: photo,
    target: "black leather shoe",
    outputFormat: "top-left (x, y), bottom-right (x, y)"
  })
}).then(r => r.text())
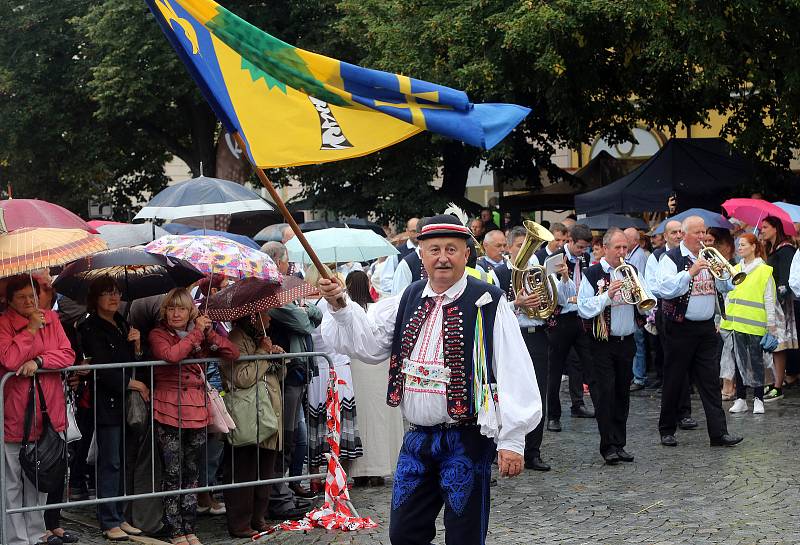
top-left (524, 456), bottom-right (551, 471)
top-left (268, 506), bottom-right (309, 521)
top-left (629, 382), bottom-right (645, 392)
top-left (678, 417), bottom-right (698, 430)
top-left (547, 419), bottom-right (562, 432)
top-left (616, 448), bottom-right (634, 462)
top-left (710, 434), bottom-right (743, 447)
top-left (571, 406), bottom-right (595, 418)
top-left (660, 434), bottom-right (678, 447)
top-left (602, 452), bottom-right (621, 465)
top-left (645, 379), bottom-right (662, 389)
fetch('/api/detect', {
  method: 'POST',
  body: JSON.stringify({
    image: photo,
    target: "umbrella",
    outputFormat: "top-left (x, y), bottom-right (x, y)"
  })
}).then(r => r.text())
top-left (145, 235), bottom-right (281, 283)
top-left (53, 248), bottom-right (204, 303)
top-left (185, 229), bottom-right (260, 250)
top-left (205, 276), bottom-right (318, 322)
top-left (285, 228), bottom-right (399, 264)
top-left (773, 202), bottom-right (800, 223)
top-left (0, 199), bottom-right (97, 233)
top-left (0, 228), bottom-right (107, 278)
top-left (577, 214), bottom-right (648, 231)
top-left (253, 223), bottom-right (289, 243)
top-left (342, 218), bottom-right (386, 236)
top-left (653, 208), bottom-right (733, 234)
top-left (300, 220), bottom-right (345, 232)
top-left (96, 223), bottom-right (170, 249)
top-left (163, 223), bottom-right (196, 235)
top-left (133, 176), bottom-right (274, 220)
top-left (721, 199), bottom-right (797, 235)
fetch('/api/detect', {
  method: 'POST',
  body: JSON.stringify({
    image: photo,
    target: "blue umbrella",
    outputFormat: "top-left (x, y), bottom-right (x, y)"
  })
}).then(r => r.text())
top-left (185, 229), bottom-right (261, 250)
top-left (163, 222), bottom-right (195, 235)
top-left (653, 208), bottom-right (733, 234)
top-left (773, 202), bottom-right (800, 223)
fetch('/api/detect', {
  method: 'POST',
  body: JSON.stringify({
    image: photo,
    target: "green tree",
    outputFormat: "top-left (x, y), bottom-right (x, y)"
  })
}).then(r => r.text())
top-left (0, 0), bottom-right (169, 217)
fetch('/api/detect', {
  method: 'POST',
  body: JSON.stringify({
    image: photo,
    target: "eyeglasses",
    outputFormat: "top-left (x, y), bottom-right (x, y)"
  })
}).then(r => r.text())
top-left (100, 290), bottom-right (121, 297)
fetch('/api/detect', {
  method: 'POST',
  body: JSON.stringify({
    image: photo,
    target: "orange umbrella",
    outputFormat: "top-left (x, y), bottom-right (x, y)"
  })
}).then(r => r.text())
top-left (0, 228), bottom-right (107, 278)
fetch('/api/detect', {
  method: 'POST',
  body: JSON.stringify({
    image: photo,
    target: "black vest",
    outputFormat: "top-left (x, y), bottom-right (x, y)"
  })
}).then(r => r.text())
top-left (396, 242), bottom-right (415, 260)
top-left (492, 263), bottom-right (514, 301)
top-left (387, 276), bottom-right (503, 420)
top-left (402, 251), bottom-right (427, 282)
top-left (580, 262), bottom-right (643, 339)
top-left (534, 246), bottom-right (549, 266)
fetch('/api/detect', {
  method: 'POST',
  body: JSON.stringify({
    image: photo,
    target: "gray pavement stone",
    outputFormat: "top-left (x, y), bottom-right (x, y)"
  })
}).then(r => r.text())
top-left (60, 386), bottom-right (800, 544)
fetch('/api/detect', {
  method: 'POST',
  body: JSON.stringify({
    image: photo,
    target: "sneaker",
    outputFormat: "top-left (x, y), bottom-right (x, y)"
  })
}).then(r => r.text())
top-left (753, 399), bottom-right (765, 414)
top-left (763, 388), bottom-right (784, 402)
top-left (729, 398), bottom-right (748, 413)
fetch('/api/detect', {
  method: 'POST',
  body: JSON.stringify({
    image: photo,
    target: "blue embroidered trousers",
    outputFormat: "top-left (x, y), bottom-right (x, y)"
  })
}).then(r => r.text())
top-left (389, 425), bottom-right (495, 545)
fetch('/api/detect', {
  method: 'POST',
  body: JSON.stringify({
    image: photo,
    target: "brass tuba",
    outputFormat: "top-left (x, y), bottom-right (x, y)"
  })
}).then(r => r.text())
top-left (614, 260), bottom-right (657, 312)
top-left (699, 242), bottom-right (746, 285)
top-left (511, 220), bottom-right (558, 319)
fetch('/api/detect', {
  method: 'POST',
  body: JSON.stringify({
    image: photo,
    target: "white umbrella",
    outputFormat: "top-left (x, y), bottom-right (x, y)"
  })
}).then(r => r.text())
top-left (285, 228), bottom-right (398, 264)
top-left (97, 223), bottom-right (169, 249)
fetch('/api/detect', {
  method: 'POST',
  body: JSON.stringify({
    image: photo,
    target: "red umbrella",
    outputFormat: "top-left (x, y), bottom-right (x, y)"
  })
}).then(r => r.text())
top-left (0, 199), bottom-right (98, 233)
top-left (722, 198), bottom-right (797, 235)
top-left (204, 276), bottom-right (319, 322)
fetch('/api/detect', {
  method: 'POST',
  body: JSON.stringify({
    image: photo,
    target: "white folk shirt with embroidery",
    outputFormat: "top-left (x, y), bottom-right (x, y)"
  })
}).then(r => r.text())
top-left (321, 272), bottom-right (542, 455)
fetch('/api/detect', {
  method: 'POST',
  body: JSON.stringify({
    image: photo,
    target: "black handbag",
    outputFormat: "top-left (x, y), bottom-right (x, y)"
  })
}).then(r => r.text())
top-left (19, 377), bottom-right (69, 493)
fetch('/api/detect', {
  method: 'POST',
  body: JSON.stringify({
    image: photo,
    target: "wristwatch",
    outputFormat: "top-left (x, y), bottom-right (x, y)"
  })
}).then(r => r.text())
top-left (34, 356), bottom-right (44, 369)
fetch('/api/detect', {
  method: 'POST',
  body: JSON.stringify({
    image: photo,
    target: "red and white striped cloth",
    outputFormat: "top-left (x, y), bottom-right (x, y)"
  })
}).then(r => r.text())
top-left (254, 369), bottom-right (377, 540)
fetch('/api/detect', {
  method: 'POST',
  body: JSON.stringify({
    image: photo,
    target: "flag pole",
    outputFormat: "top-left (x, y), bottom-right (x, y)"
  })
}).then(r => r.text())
top-left (232, 132), bottom-right (334, 285)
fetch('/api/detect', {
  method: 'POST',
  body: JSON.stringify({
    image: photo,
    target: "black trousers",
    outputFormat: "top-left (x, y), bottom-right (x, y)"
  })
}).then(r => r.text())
top-left (584, 336), bottom-right (635, 456)
top-left (655, 310), bottom-right (692, 419)
top-left (389, 425), bottom-right (495, 545)
top-left (546, 312), bottom-right (590, 419)
top-left (659, 319), bottom-right (728, 438)
top-left (520, 327), bottom-right (549, 461)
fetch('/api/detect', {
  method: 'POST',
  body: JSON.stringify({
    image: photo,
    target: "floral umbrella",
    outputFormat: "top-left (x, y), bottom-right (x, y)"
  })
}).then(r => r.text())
top-left (0, 228), bottom-right (107, 278)
top-left (204, 276), bottom-right (318, 322)
top-left (144, 235), bottom-right (281, 283)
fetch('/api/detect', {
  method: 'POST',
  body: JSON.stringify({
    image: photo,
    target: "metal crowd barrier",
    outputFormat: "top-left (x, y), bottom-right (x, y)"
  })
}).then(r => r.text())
top-left (0, 352), bottom-right (333, 543)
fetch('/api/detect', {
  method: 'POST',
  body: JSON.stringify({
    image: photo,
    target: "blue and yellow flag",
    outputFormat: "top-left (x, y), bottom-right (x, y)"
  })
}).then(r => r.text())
top-left (145, 0), bottom-right (531, 168)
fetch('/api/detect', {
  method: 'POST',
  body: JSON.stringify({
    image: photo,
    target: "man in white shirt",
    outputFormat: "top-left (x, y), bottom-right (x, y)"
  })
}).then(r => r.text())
top-left (578, 229), bottom-right (651, 465)
top-left (656, 216), bottom-right (742, 448)
top-left (318, 214), bottom-right (541, 545)
top-left (381, 217), bottom-right (420, 294)
top-left (624, 227), bottom-right (649, 391)
top-left (476, 229), bottom-right (508, 273)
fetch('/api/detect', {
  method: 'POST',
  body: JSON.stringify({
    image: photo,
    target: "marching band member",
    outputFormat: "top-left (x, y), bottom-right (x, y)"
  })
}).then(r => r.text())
top-left (577, 228), bottom-right (651, 465)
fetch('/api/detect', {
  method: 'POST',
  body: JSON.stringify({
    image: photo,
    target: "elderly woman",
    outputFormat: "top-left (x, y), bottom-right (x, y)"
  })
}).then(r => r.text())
top-left (77, 275), bottom-right (148, 540)
top-left (220, 310), bottom-right (285, 538)
top-left (149, 288), bottom-right (239, 545)
top-left (0, 275), bottom-right (74, 545)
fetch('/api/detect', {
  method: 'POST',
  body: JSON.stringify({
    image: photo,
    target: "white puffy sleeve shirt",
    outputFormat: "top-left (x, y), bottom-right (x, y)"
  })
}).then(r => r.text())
top-left (321, 277), bottom-right (542, 456)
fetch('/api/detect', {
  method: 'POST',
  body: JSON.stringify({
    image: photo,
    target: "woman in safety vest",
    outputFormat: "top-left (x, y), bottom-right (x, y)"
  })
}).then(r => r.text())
top-left (719, 234), bottom-right (777, 415)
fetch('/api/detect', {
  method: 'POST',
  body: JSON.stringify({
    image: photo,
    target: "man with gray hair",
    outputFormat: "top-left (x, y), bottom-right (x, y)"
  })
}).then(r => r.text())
top-left (656, 216), bottom-right (741, 448)
top-left (261, 240), bottom-right (289, 270)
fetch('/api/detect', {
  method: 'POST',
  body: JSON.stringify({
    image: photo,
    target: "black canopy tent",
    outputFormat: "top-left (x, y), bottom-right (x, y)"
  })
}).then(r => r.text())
top-left (574, 138), bottom-right (755, 215)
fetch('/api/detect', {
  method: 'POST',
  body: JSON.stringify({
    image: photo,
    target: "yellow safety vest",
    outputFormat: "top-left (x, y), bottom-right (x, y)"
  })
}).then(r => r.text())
top-left (720, 262), bottom-right (773, 336)
top-left (466, 266), bottom-right (494, 284)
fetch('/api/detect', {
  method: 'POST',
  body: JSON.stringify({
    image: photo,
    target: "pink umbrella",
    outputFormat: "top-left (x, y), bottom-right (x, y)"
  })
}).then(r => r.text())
top-left (721, 198), bottom-right (797, 235)
top-left (0, 199), bottom-right (98, 233)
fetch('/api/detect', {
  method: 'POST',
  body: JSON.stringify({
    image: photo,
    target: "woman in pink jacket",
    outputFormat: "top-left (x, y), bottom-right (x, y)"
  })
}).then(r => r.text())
top-left (148, 288), bottom-right (239, 545)
top-left (0, 275), bottom-right (74, 545)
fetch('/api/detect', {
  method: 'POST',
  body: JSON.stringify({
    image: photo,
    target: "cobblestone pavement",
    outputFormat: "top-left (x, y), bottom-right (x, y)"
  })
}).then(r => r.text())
top-left (66, 387), bottom-right (800, 545)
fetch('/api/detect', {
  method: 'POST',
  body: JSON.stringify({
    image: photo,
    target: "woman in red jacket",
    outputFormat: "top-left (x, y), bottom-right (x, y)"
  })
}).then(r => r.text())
top-left (148, 288), bottom-right (239, 545)
top-left (0, 275), bottom-right (74, 545)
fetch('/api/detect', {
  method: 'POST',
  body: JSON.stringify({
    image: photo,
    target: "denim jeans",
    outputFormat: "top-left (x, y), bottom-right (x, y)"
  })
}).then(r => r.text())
top-left (198, 432), bottom-right (225, 487)
top-left (96, 425), bottom-right (126, 530)
top-left (632, 328), bottom-right (647, 384)
top-left (289, 412), bottom-right (308, 478)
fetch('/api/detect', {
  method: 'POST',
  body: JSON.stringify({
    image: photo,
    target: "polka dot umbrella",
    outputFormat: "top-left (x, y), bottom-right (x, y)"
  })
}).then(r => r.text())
top-left (204, 276), bottom-right (319, 322)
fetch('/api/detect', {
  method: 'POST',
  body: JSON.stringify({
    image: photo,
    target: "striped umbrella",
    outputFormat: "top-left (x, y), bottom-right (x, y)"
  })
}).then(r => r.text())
top-left (0, 228), bottom-right (107, 278)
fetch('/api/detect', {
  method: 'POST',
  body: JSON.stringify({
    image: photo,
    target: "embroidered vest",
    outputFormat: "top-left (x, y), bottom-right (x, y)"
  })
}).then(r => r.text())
top-left (662, 247), bottom-right (695, 323)
top-left (476, 256), bottom-right (501, 273)
top-left (403, 251), bottom-right (427, 283)
top-left (386, 276), bottom-right (503, 420)
top-left (580, 263), bottom-right (644, 339)
top-left (396, 242), bottom-right (415, 260)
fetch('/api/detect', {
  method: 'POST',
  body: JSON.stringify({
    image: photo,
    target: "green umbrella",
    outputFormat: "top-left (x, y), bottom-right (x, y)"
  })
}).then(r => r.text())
top-left (285, 227), bottom-right (398, 264)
